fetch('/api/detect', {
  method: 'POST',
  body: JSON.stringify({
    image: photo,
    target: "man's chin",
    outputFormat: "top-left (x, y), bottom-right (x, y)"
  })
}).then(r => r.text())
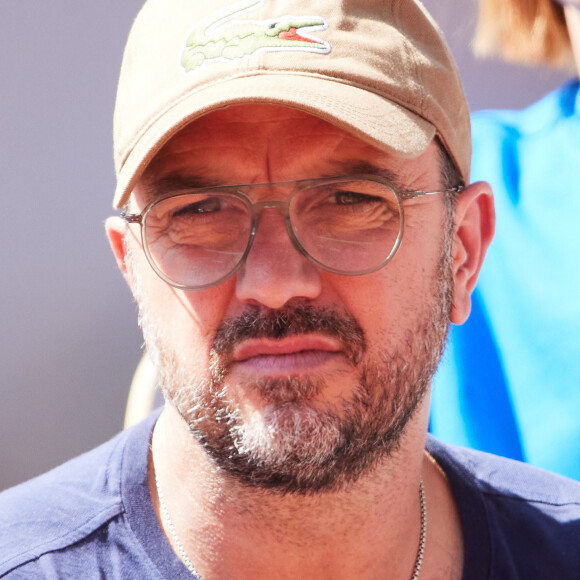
top-left (222, 363), bottom-right (360, 410)
top-left (210, 405), bottom-right (353, 494)
top-left (234, 402), bottom-right (344, 459)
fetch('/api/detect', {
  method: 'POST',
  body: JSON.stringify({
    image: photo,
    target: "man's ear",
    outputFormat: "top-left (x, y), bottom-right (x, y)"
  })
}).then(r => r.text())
top-left (105, 216), bottom-right (134, 291)
top-left (450, 181), bottom-right (495, 325)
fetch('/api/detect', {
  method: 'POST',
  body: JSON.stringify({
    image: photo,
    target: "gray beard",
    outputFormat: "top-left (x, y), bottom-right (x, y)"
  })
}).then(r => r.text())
top-left (128, 225), bottom-right (453, 495)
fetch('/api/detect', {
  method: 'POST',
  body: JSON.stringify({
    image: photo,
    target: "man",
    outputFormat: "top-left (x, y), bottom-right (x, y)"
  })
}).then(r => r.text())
top-left (0, 1), bottom-right (578, 578)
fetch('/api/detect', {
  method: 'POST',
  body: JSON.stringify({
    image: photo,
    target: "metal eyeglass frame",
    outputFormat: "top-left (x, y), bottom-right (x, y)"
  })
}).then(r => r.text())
top-left (121, 174), bottom-right (464, 291)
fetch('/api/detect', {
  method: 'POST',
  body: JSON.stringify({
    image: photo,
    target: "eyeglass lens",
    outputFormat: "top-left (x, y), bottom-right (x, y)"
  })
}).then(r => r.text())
top-left (141, 178), bottom-right (402, 289)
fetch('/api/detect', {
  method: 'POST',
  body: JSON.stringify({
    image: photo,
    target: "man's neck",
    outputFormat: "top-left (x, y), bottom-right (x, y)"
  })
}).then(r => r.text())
top-left (149, 403), bottom-right (463, 580)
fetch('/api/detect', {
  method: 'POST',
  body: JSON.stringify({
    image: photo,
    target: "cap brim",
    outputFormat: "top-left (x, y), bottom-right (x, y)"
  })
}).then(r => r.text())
top-left (113, 73), bottom-right (435, 208)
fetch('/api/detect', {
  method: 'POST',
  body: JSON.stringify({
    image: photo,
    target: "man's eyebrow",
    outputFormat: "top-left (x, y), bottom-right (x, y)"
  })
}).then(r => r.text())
top-left (141, 163), bottom-right (404, 202)
top-left (324, 162), bottom-right (404, 190)
top-left (142, 175), bottom-right (223, 201)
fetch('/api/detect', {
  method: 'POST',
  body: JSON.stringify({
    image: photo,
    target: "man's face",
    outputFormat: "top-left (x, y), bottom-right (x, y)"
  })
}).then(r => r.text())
top-left (125, 105), bottom-right (454, 493)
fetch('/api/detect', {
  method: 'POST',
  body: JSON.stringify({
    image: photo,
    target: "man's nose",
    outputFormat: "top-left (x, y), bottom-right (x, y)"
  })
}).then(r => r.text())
top-left (234, 209), bottom-right (322, 309)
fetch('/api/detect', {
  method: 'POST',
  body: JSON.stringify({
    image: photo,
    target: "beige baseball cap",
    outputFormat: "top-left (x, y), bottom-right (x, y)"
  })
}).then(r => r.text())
top-left (113, 0), bottom-right (470, 208)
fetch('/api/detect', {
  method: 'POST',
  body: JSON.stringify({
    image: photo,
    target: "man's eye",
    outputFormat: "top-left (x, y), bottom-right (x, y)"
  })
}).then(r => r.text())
top-left (334, 191), bottom-right (381, 205)
top-left (173, 197), bottom-right (221, 217)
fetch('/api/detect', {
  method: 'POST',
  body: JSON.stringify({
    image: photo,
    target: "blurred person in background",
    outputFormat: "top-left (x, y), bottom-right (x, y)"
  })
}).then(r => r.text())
top-left (431, 0), bottom-right (580, 479)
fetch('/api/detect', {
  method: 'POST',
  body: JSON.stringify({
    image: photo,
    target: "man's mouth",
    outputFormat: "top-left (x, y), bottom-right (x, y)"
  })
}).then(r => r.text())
top-left (211, 304), bottom-right (367, 371)
top-left (232, 336), bottom-right (344, 373)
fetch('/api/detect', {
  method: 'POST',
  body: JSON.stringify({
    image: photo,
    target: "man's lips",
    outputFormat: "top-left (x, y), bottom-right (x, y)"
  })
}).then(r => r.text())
top-left (233, 336), bottom-right (342, 360)
top-left (231, 336), bottom-right (344, 373)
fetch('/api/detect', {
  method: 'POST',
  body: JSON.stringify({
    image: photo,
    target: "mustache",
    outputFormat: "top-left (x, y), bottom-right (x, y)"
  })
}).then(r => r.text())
top-left (212, 304), bottom-right (367, 365)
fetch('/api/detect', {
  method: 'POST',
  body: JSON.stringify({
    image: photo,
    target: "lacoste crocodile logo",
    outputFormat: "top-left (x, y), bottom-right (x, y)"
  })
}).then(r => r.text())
top-left (181, 0), bottom-right (331, 72)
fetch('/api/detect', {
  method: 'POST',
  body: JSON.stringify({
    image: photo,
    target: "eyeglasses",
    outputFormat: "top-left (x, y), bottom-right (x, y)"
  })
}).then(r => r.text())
top-left (121, 175), bottom-right (463, 291)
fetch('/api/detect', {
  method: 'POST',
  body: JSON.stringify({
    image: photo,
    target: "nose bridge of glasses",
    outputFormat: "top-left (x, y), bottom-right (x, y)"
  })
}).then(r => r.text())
top-left (250, 199), bottom-right (295, 250)
top-left (245, 180), bottom-right (297, 214)
top-left (252, 199), bottom-right (290, 216)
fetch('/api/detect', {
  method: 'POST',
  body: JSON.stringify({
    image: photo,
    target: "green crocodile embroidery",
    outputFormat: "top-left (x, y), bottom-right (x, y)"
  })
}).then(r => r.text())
top-left (181, 0), bottom-right (330, 72)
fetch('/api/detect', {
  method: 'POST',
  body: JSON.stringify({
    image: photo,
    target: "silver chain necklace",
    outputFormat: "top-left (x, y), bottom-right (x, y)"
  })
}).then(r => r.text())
top-left (155, 474), bottom-right (427, 579)
top-left (155, 473), bottom-right (199, 576)
top-left (411, 478), bottom-right (427, 580)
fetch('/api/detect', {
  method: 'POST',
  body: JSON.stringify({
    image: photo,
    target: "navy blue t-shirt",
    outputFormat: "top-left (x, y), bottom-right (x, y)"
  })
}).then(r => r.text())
top-left (1, 411), bottom-right (579, 578)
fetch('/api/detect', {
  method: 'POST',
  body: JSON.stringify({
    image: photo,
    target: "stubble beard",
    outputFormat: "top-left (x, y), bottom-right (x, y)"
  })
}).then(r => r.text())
top-left (127, 224), bottom-right (453, 495)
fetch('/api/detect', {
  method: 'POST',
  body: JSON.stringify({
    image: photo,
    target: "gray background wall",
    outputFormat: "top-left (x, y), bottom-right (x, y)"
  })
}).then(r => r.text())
top-left (0, 1), bottom-right (568, 491)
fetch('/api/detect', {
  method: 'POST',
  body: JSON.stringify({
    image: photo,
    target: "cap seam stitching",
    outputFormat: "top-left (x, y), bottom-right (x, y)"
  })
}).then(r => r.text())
top-left (395, 0), bottom-right (426, 119)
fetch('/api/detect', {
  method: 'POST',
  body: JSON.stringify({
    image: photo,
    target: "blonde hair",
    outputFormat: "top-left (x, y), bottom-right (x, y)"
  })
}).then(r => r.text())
top-left (474, 0), bottom-right (574, 68)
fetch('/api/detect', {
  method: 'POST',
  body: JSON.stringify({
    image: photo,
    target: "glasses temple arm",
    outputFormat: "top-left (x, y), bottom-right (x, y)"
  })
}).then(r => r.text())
top-left (120, 211), bottom-right (143, 224)
top-left (398, 185), bottom-right (464, 201)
